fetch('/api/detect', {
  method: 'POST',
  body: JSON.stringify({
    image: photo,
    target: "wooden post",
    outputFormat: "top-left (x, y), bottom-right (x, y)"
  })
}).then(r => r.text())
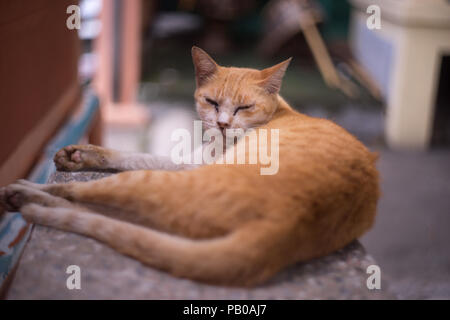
top-left (94, 0), bottom-right (150, 128)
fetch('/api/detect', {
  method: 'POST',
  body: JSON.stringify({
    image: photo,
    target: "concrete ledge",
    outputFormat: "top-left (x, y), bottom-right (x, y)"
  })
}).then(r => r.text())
top-left (7, 171), bottom-right (395, 299)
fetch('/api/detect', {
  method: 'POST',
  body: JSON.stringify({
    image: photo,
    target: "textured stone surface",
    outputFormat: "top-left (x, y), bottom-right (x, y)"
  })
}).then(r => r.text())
top-left (7, 171), bottom-right (395, 299)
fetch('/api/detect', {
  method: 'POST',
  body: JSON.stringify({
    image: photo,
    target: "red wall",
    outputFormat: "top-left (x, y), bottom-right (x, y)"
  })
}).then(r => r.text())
top-left (0, 0), bottom-right (81, 184)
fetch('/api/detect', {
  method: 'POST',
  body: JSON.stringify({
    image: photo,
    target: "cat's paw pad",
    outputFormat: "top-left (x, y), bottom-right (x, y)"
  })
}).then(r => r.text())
top-left (54, 145), bottom-right (106, 171)
top-left (54, 145), bottom-right (83, 171)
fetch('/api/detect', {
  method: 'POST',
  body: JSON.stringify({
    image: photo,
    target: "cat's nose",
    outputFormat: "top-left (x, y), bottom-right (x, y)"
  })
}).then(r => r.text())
top-left (217, 112), bottom-right (231, 129)
top-left (217, 121), bottom-right (230, 129)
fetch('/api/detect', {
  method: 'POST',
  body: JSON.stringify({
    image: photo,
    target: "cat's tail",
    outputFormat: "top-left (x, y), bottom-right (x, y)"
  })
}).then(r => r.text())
top-left (21, 203), bottom-right (293, 286)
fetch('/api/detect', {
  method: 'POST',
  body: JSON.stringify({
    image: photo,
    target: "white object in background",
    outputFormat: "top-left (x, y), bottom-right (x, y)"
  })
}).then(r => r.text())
top-left (350, 0), bottom-right (450, 150)
top-left (148, 105), bottom-right (197, 157)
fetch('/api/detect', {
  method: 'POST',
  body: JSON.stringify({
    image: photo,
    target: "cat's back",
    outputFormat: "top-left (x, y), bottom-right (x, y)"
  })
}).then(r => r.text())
top-left (262, 106), bottom-right (379, 204)
top-left (270, 108), bottom-right (377, 169)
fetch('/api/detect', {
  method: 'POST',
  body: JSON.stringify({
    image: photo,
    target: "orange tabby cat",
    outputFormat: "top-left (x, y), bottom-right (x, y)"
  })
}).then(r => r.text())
top-left (0, 47), bottom-right (379, 286)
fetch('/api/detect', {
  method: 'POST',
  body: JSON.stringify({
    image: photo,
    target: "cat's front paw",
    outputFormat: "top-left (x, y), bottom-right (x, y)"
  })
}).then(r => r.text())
top-left (0, 184), bottom-right (27, 212)
top-left (0, 181), bottom-right (68, 212)
top-left (54, 145), bottom-right (108, 171)
top-left (0, 181), bottom-right (31, 213)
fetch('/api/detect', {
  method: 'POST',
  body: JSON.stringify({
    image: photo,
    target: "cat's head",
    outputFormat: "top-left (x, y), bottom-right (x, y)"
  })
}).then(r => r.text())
top-left (192, 46), bottom-right (291, 132)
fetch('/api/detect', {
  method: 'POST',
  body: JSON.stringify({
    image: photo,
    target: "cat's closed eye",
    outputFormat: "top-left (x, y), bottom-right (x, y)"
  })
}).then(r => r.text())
top-left (205, 97), bottom-right (219, 111)
top-left (233, 105), bottom-right (253, 116)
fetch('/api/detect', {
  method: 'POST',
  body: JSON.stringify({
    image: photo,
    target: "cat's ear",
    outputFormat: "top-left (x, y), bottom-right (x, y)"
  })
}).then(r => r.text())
top-left (259, 58), bottom-right (292, 94)
top-left (192, 46), bottom-right (219, 87)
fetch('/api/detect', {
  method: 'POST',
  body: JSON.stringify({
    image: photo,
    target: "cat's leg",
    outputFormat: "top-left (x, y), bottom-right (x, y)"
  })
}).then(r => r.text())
top-left (54, 144), bottom-right (200, 172)
top-left (0, 180), bottom-right (158, 226)
top-left (2, 170), bottom-right (230, 238)
top-left (18, 202), bottom-right (291, 286)
top-left (24, 168), bottom-right (263, 238)
top-left (37, 170), bottom-right (213, 236)
top-left (0, 180), bottom-right (78, 212)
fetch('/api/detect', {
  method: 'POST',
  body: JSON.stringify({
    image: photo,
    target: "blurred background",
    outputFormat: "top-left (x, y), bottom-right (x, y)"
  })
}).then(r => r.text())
top-left (0, 0), bottom-right (449, 299)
